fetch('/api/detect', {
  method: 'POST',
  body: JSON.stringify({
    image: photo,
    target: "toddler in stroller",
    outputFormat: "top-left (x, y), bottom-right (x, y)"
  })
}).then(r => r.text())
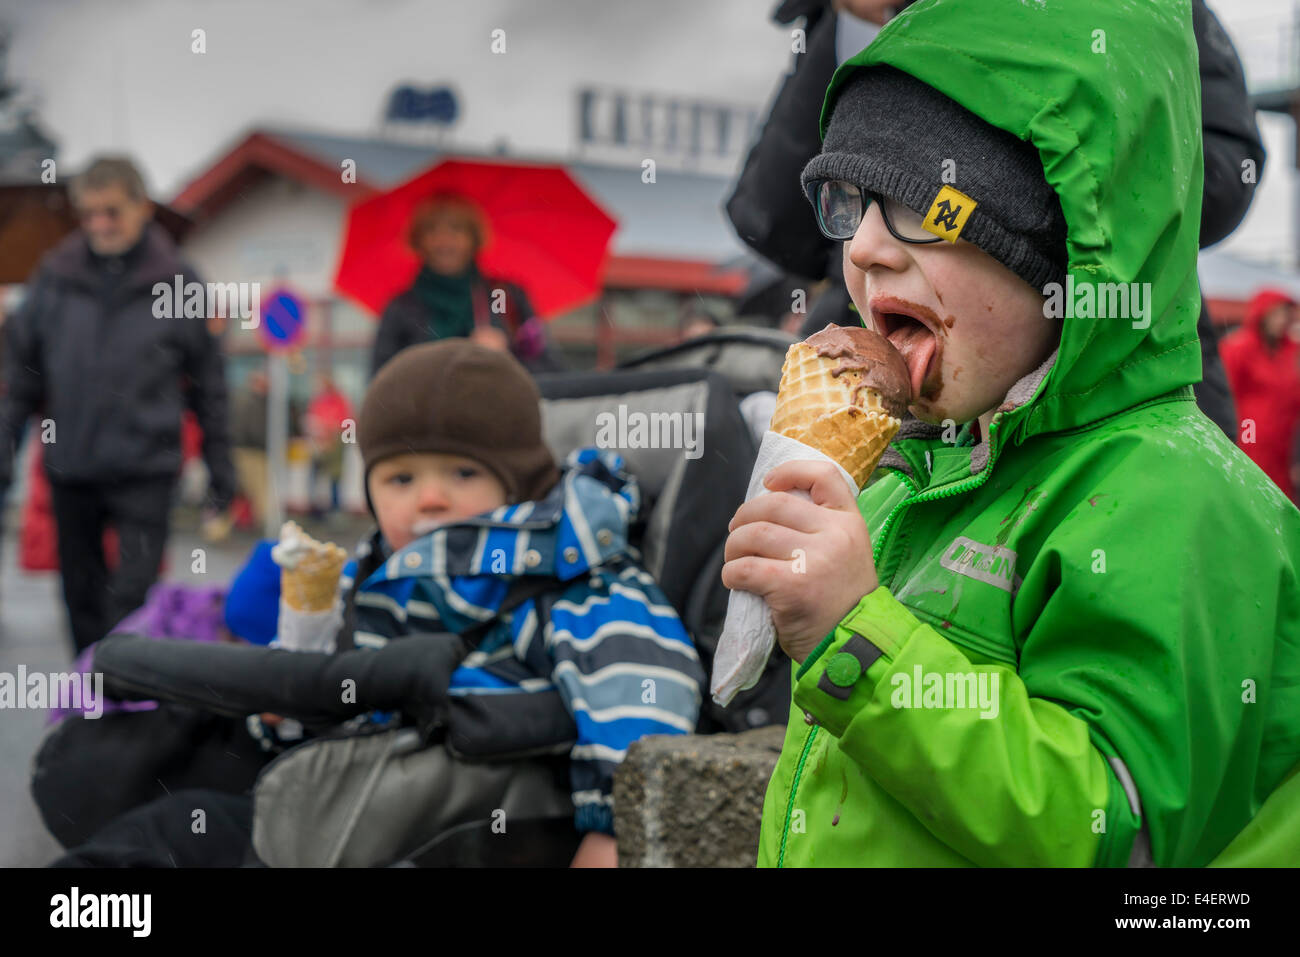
top-left (78, 341), bottom-right (710, 866)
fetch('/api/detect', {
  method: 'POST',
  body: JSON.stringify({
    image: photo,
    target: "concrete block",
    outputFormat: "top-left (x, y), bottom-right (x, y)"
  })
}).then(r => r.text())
top-left (614, 725), bottom-right (786, 867)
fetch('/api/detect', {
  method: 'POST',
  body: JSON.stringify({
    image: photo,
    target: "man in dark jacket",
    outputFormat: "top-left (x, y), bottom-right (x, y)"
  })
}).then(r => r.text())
top-left (728, 0), bottom-right (1261, 439)
top-left (0, 156), bottom-right (235, 652)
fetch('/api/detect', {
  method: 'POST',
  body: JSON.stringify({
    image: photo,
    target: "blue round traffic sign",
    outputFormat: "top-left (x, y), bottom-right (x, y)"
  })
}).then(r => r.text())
top-left (259, 289), bottom-right (306, 350)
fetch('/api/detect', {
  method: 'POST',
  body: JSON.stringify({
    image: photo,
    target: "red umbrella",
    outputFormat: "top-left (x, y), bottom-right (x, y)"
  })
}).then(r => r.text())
top-left (333, 158), bottom-right (618, 319)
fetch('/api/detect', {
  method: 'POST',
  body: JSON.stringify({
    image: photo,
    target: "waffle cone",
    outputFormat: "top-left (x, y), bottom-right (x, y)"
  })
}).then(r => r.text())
top-left (770, 342), bottom-right (901, 488)
top-left (280, 531), bottom-right (348, 613)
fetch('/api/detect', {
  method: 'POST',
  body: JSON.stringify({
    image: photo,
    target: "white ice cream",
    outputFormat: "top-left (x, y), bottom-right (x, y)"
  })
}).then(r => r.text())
top-left (271, 521), bottom-right (328, 570)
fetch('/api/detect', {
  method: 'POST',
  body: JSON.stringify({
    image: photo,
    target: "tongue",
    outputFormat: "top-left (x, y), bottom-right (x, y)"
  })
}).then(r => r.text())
top-left (886, 323), bottom-right (937, 399)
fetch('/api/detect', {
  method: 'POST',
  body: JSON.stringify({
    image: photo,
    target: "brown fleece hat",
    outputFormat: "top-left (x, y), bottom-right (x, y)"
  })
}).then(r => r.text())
top-left (359, 340), bottom-right (559, 510)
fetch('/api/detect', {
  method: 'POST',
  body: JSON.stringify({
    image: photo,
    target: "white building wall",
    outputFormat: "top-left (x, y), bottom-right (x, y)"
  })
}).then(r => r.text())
top-left (180, 177), bottom-right (349, 297)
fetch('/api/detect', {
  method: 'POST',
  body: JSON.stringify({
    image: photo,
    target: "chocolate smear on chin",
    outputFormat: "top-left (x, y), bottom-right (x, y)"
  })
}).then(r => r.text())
top-left (804, 324), bottom-right (912, 417)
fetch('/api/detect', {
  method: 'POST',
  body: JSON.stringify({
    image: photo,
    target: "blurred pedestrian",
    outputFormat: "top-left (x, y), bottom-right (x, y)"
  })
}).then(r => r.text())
top-left (230, 368), bottom-right (271, 526)
top-left (1220, 289), bottom-right (1300, 502)
top-left (0, 156), bottom-right (235, 652)
top-left (369, 195), bottom-right (564, 377)
top-left (304, 374), bottom-right (353, 519)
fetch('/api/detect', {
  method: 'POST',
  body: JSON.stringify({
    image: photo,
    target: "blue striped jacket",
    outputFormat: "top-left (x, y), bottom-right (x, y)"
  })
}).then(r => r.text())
top-left (339, 448), bottom-right (705, 835)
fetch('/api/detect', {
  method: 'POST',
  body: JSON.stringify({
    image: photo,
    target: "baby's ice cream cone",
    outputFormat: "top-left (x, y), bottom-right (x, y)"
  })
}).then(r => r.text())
top-left (770, 326), bottom-right (912, 488)
top-left (272, 521), bottom-right (348, 613)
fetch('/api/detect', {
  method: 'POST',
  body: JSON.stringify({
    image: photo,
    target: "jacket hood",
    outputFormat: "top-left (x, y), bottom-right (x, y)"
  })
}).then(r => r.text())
top-left (1241, 287), bottom-right (1295, 334)
top-left (820, 0), bottom-right (1205, 448)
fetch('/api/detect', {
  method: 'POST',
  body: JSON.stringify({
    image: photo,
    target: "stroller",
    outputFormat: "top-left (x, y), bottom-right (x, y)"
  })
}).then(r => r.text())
top-left (88, 338), bottom-right (796, 867)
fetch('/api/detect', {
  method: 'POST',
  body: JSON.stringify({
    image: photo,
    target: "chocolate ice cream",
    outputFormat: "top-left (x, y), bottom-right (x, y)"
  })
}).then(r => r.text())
top-left (804, 324), bottom-right (913, 417)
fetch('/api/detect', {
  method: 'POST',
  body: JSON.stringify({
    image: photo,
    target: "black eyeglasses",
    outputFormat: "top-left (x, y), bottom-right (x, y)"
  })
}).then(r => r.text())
top-left (805, 179), bottom-right (945, 244)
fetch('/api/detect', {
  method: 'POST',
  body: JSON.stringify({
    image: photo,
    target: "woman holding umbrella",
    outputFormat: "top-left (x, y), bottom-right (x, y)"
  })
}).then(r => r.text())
top-left (337, 158), bottom-right (616, 379)
top-left (370, 195), bottom-right (564, 376)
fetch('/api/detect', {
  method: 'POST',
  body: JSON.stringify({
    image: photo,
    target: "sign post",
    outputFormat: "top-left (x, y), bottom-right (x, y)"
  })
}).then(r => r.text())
top-left (259, 288), bottom-right (307, 540)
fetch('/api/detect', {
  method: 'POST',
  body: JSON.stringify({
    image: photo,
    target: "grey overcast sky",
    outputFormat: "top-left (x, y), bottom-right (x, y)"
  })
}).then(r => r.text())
top-left (1, 0), bottom-right (1297, 261)
top-left (0, 0), bottom-right (795, 194)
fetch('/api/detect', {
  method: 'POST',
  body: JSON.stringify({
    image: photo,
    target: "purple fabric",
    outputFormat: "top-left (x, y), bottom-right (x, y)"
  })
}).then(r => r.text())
top-left (512, 315), bottom-right (546, 360)
top-left (48, 583), bottom-right (229, 724)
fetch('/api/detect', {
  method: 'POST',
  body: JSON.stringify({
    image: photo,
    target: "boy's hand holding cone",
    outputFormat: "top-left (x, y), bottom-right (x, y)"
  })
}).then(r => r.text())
top-left (712, 325), bottom-right (910, 706)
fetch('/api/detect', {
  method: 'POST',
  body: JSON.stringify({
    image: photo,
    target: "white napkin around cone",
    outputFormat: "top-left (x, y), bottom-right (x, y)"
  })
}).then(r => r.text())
top-left (273, 596), bottom-right (342, 654)
top-left (710, 429), bottom-right (858, 707)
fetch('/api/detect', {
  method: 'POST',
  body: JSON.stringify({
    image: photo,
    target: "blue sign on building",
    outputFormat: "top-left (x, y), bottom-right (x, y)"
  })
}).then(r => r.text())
top-left (386, 85), bottom-right (459, 125)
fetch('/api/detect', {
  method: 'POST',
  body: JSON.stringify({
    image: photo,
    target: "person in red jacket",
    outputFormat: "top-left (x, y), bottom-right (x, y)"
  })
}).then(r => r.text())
top-left (304, 375), bottom-right (355, 518)
top-left (1219, 288), bottom-right (1300, 502)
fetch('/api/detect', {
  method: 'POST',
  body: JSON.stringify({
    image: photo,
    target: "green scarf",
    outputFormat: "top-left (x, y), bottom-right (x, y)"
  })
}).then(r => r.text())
top-left (413, 264), bottom-right (477, 341)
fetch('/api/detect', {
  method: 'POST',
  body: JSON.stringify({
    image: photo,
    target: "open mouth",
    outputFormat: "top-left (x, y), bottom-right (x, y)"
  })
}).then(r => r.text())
top-left (870, 299), bottom-right (941, 400)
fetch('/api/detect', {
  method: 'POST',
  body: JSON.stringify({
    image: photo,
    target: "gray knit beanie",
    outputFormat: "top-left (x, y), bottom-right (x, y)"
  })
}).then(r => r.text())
top-left (802, 66), bottom-right (1068, 292)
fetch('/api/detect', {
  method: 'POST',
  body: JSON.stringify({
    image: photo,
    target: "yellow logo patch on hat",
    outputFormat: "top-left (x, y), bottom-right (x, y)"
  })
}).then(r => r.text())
top-left (923, 185), bottom-right (977, 243)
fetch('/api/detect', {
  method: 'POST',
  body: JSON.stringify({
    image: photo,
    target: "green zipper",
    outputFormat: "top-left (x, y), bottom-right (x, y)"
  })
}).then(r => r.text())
top-left (871, 471), bottom-right (917, 567)
top-left (777, 723), bottom-right (819, 868)
top-left (777, 422), bottom-right (1006, 863)
top-left (874, 422), bottom-right (1003, 585)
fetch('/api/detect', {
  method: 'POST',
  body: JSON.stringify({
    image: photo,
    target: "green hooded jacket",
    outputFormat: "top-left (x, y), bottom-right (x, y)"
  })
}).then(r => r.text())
top-left (758, 0), bottom-right (1300, 868)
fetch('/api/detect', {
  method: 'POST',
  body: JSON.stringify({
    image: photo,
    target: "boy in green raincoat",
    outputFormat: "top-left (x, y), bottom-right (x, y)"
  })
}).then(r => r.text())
top-left (724, 0), bottom-right (1300, 867)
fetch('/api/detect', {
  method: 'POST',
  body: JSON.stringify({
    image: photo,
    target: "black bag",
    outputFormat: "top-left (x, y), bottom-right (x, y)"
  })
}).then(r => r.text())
top-left (50, 788), bottom-right (259, 868)
top-left (87, 576), bottom-right (583, 867)
top-left (31, 704), bottom-right (271, 849)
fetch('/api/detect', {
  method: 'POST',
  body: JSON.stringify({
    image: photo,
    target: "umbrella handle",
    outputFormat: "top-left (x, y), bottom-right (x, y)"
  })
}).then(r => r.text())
top-left (471, 284), bottom-right (493, 330)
